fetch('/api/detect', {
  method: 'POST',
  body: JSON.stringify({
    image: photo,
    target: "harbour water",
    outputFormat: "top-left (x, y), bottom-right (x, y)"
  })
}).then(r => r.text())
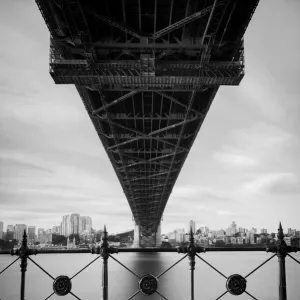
top-left (0, 252), bottom-right (299, 300)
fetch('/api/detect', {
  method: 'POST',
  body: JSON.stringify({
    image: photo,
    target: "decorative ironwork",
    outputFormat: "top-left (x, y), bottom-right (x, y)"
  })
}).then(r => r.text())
top-left (139, 274), bottom-right (158, 295)
top-left (53, 275), bottom-right (72, 296)
top-left (0, 223), bottom-right (299, 300)
top-left (226, 274), bottom-right (247, 295)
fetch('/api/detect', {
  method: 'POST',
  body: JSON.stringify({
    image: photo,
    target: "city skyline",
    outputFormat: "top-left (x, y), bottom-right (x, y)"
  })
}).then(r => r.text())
top-left (1, 217), bottom-right (298, 238)
top-left (1, 1), bottom-right (300, 234)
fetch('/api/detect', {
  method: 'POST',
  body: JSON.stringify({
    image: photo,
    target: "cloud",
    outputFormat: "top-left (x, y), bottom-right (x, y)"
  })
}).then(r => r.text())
top-left (243, 172), bottom-right (299, 195)
top-left (216, 210), bottom-right (236, 216)
top-left (213, 146), bottom-right (257, 167)
top-left (0, 157), bottom-right (51, 173)
top-left (212, 122), bottom-right (297, 169)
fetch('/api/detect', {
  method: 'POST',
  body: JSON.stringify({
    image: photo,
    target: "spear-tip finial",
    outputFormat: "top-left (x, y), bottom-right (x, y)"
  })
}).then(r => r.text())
top-left (278, 221), bottom-right (284, 240)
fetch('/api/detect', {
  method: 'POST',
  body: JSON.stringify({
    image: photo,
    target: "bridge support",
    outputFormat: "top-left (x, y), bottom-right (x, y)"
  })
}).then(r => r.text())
top-left (133, 223), bottom-right (162, 247)
top-left (133, 223), bottom-right (140, 247)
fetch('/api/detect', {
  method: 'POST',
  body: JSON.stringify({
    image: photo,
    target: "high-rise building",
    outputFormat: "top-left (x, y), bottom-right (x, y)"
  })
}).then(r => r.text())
top-left (28, 226), bottom-right (36, 242)
top-left (79, 217), bottom-right (83, 234)
top-left (14, 224), bottom-right (27, 241)
top-left (61, 215), bottom-right (71, 237)
top-left (6, 225), bottom-right (14, 241)
top-left (38, 228), bottom-right (44, 237)
top-left (188, 220), bottom-right (196, 234)
top-left (260, 228), bottom-right (268, 234)
top-left (0, 221), bottom-right (3, 239)
top-left (70, 213), bottom-right (80, 235)
top-left (52, 225), bottom-right (61, 234)
top-left (81, 216), bottom-right (93, 233)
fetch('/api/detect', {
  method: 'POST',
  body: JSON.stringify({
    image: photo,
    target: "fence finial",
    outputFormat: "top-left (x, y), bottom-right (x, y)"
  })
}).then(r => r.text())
top-left (278, 222), bottom-right (284, 241)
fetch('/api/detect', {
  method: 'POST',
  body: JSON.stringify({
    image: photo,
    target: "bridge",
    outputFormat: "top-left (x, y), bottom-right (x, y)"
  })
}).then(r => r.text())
top-left (36, 0), bottom-right (259, 246)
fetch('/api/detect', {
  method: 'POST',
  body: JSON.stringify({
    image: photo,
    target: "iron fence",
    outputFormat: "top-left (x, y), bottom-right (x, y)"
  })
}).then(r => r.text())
top-left (0, 223), bottom-right (299, 300)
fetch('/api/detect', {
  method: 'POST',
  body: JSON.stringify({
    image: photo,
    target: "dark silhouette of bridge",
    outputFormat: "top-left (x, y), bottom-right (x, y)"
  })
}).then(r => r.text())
top-left (36, 0), bottom-right (259, 246)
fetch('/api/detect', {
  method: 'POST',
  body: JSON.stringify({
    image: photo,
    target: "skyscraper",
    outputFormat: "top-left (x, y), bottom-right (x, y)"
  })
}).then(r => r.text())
top-left (6, 225), bottom-right (14, 241)
top-left (61, 215), bottom-right (71, 237)
top-left (38, 228), bottom-right (44, 238)
top-left (28, 226), bottom-right (36, 243)
top-left (0, 221), bottom-right (3, 240)
top-left (81, 216), bottom-right (93, 233)
top-left (70, 213), bottom-right (80, 235)
top-left (188, 220), bottom-right (196, 234)
top-left (14, 224), bottom-right (27, 241)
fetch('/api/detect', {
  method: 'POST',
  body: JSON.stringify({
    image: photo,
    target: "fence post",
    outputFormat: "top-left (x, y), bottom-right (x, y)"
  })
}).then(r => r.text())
top-left (101, 225), bottom-right (109, 300)
top-left (19, 230), bottom-right (28, 300)
top-left (188, 227), bottom-right (196, 300)
top-left (267, 222), bottom-right (298, 300)
top-left (277, 223), bottom-right (287, 300)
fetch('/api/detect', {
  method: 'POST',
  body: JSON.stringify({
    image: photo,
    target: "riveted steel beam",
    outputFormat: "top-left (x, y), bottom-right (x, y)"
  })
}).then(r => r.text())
top-left (89, 11), bottom-right (143, 40)
top-left (99, 117), bottom-right (189, 152)
top-left (153, 4), bottom-right (218, 40)
top-left (155, 92), bottom-right (204, 117)
top-left (156, 91), bottom-right (196, 220)
top-left (92, 91), bottom-right (139, 115)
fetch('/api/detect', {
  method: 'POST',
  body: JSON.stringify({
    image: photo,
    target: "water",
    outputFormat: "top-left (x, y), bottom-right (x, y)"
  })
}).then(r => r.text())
top-left (0, 252), bottom-right (299, 300)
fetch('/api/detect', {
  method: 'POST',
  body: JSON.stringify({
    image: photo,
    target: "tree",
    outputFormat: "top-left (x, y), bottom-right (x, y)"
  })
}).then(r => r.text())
top-left (68, 234), bottom-right (80, 245)
top-left (52, 235), bottom-right (66, 245)
top-left (215, 240), bottom-right (226, 246)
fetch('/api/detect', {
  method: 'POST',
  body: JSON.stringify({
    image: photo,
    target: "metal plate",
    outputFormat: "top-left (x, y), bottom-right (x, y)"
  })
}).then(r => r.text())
top-left (53, 275), bottom-right (72, 296)
top-left (139, 274), bottom-right (158, 295)
top-left (226, 274), bottom-right (247, 295)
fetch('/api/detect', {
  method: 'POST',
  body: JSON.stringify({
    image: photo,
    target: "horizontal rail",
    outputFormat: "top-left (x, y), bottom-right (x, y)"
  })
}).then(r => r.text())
top-left (1, 247), bottom-right (299, 254)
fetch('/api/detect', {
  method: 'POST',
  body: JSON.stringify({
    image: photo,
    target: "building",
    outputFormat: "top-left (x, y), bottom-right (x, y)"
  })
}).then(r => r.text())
top-left (70, 213), bottom-right (80, 235)
top-left (238, 227), bottom-right (245, 233)
top-left (52, 225), bottom-right (61, 235)
top-left (175, 232), bottom-right (184, 243)
top-left (216, 230), bottom-right (225, 237)
top-left (27, 226), bottom-right (36, 243)
top-left (188, 220), bottom-right (196, 234)
top-left (14, 224), bottom-right (27, 241)
top-left (38, 228), bottom-right (44, 238)
top-left (81, 216), bottom-right (93, 233)
top-left (225, 236), bottom-right (231, 244)
top-left (67, 237), bottom-right (76, 249)
top-left (260, 228), bottom-right (268, 234)
top-left (230, 237), bottom-right (237, 244)
top-left (284, 237), bottom-right (292, 246)
top-left (0, 221), bottom-right (3, 239)
top-left (6, 225), bottom-right (14, 241)
top-left (61, 215), bottom-right (71, 237)
top-left (39, 233), bottom-right (53, 244)
top-left (237, 237), bottom-right (244, 244)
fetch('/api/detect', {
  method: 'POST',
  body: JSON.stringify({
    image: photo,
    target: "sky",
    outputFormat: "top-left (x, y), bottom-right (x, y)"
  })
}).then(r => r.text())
top-left (0, 0), bottom-right (300, 235)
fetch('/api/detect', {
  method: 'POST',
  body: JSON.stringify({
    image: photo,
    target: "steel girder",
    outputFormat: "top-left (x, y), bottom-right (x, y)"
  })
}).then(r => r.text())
top-left (35, 0), bottom-right (260, 236)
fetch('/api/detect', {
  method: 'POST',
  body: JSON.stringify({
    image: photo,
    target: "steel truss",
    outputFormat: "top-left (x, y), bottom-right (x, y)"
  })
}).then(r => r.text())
top-left (36, 0), bottom-right (259, 236)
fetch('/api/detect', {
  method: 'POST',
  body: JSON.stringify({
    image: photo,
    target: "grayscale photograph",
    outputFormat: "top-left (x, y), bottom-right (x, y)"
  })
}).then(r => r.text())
top-left (0, 0), bottom-right (299, 299)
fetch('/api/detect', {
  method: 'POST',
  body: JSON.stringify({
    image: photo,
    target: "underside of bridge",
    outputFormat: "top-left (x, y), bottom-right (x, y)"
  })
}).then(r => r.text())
top-left (36, 0), bottom-right (259, 237)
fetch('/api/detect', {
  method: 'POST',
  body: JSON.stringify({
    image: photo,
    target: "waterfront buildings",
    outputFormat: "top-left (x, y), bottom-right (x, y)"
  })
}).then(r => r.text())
top-left (61, 214), bottom-right (93, 237)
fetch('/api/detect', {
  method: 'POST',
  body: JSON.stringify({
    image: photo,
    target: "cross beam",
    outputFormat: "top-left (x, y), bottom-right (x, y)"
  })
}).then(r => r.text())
top-left (155, 92), bottom-right (204, 117)
top-left (90, 12), bottom-right (143, 40)
top-left (92, 91), bottom-right (139, 115)
top-left (153, 4), bottom-right (218, 39)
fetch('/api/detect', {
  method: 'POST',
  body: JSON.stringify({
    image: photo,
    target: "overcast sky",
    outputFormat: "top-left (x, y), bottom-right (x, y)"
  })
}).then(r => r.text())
top-left (0, 0), bottom-right (299, 235)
